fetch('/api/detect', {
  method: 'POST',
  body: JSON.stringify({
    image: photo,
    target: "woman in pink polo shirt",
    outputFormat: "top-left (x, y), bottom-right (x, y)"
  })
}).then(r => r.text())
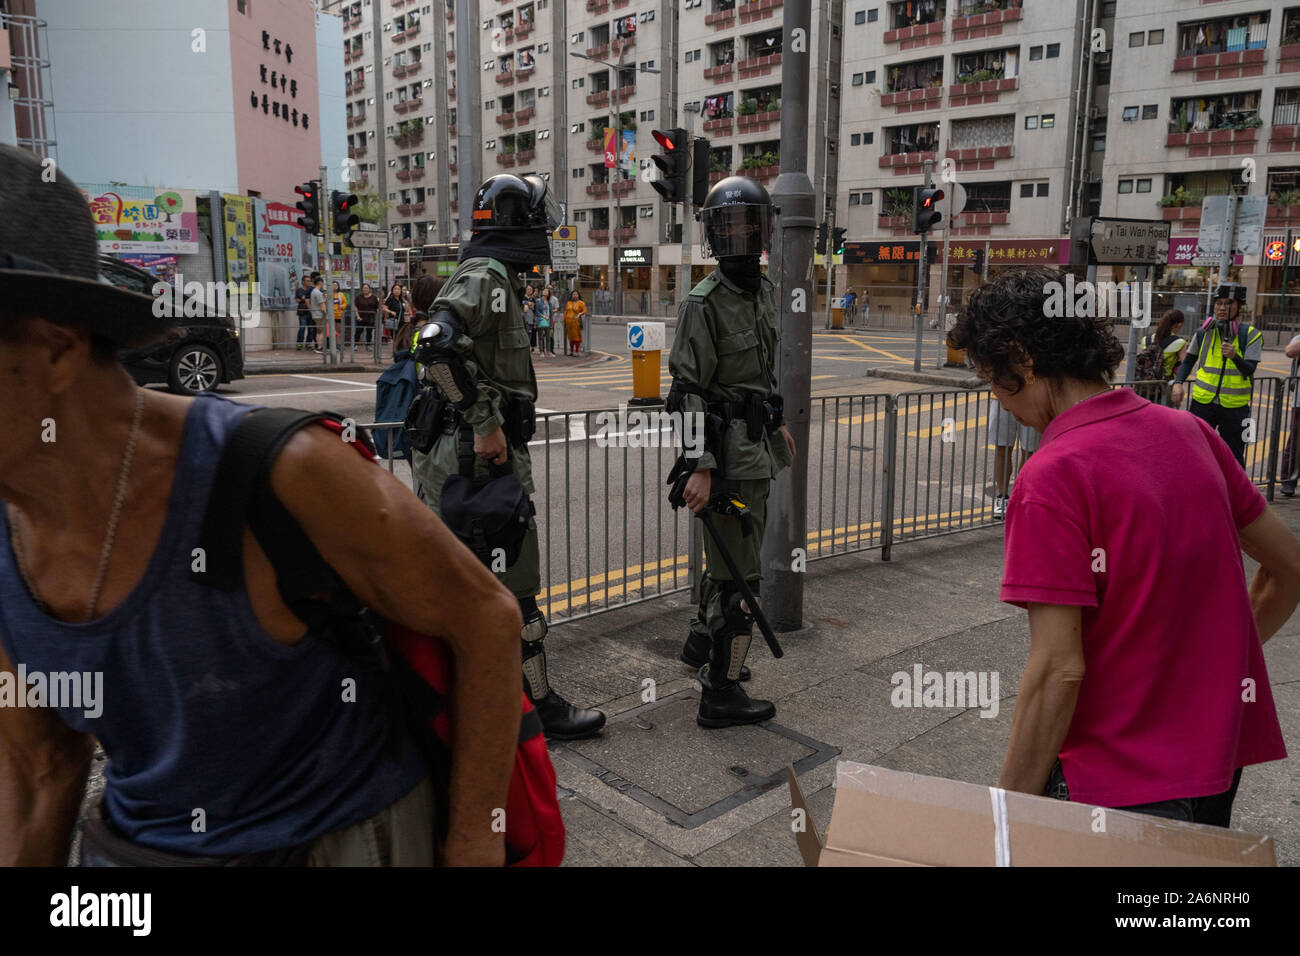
top-left (947, 265), bottom-right (1293, 826)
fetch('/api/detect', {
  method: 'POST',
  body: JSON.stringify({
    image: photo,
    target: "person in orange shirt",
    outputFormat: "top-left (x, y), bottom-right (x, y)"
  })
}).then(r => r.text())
top-left (563, 290), bottom-right (586, 356)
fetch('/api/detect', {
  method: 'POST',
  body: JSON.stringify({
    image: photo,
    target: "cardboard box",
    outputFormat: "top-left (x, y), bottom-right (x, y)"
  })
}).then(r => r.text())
top-left (789, 762), bottom-right (1276, 867)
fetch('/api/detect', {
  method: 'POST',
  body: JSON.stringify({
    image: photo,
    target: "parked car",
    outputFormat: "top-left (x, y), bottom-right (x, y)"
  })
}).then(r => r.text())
top-left (98, 255), bottom-right (245, 395)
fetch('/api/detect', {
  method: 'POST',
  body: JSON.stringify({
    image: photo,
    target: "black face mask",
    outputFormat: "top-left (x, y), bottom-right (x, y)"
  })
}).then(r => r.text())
top-left (719, 255), bottom-right (762, 293)
top-left (462, 228), bottom-right (552, 268)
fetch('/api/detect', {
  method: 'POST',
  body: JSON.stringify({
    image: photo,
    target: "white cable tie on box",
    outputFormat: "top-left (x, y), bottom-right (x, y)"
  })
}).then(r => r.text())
top-left (988, 786), bottom-right (1011, 867)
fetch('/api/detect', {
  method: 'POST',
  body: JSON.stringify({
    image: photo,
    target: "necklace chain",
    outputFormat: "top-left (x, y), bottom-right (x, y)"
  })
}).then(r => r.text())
top-left (9, 388), bottom-right (145, 623)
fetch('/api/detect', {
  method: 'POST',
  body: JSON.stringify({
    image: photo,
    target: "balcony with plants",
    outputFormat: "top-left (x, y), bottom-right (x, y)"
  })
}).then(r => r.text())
top-left (515, 131), bottom-right (537, 164)
top-left (952, 0), bottom-right (1022, 43)
top-left (736, 87), bottom-right (780, 131)
top-left (949, 49), bottom-right (1018, 105)
top-left (878, 187), bottom-right (914, 232)
top-left (391, 119), bottom-right (423, 147)
top-left (886, 0), bottom-right (946, 49)
top-left (1166, 92), bottom-right (1262, 154)
top-left (880, 122), bottom-right (939, 171)
top-left (881, 57), bottom-right (943, 111)
top-left (708, 147), bottom-right (734, 185)
top-left (738, 141), bottom-right (780, 181)
top-left (496, 135), bottom-right (518, 167)
top-left (1173, 12), bottom-right (1269, 79)
top-left (1266, 170), bottom-right (1300, 223)
top-left (586, 120), bottom-right (608, 153)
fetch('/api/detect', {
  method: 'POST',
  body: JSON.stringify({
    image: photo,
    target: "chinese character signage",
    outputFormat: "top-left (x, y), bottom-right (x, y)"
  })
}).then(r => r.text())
top-left (81, 184), bottom-right (199, 254)
top-left (842, 239), bottom-right (1068, 266)
top-left (254, 198), bottom-right (312, 310)
top-left (222, 194), bottom-right (256, 285)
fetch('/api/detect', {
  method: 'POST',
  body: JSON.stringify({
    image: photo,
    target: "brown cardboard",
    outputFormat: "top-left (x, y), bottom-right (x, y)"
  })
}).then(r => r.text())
top-left (788, 761), bottom-right (1276, 867)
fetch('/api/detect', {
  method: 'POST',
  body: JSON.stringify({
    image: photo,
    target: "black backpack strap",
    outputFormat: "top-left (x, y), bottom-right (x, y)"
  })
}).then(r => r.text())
top-left (193, 407), bottom-right (337, 612)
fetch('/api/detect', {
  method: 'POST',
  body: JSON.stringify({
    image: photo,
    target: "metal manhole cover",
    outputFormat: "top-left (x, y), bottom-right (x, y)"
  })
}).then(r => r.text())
top-left (551, 691), bottom-right (839, 829)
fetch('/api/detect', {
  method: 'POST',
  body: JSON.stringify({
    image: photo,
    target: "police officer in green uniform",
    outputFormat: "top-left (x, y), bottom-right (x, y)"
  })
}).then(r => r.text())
top-left (410, 173), bottom-right (605, 740)
top-left (668, 176), bottom-right (795, 728)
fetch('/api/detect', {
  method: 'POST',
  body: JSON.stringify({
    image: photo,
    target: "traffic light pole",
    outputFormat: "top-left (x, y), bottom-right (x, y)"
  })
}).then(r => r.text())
top-left (319, 163), bottom-right (338, 366)
top-left (823, 214), bottom-right (834, 330)
top-left (762, 0), bottom-right (815, 632)
top-left (679, 109), bottom-right (694, 305)
top-left (914, 159), bottom-right (933, 373)
top-left (612, 74), bottom-right (622, 314)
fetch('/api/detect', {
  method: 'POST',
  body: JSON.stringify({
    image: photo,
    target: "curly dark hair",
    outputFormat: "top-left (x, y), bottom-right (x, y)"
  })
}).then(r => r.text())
top-left (409, 274), bottom-right (445, 314)
top-left (947, 265), bottom-right (1125, 394)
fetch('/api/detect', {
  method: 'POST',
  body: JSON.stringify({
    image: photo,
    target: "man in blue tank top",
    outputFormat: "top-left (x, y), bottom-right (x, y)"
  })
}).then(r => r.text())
top-left (0, 144), bottom-right (522, 867)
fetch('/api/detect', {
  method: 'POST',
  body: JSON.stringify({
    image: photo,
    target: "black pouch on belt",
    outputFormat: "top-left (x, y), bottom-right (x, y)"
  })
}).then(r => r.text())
top-left (403, 389), bottom-right (447, 455)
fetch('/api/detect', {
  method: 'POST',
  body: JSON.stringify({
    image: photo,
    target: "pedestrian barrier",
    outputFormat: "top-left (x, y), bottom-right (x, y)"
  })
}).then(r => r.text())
top-left (359, 376), bottom-right (1300, 625)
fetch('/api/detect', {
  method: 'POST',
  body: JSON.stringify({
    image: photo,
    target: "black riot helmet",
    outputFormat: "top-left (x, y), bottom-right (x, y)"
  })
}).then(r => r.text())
top-left (470, 173), bottom-right (562, 232)
top-left (697, 175), bottom-right (774, 259)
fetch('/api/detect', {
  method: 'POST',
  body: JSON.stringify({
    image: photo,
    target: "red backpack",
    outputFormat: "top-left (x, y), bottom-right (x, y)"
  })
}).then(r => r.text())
top-left (193, 407), bottom-right (565, 866)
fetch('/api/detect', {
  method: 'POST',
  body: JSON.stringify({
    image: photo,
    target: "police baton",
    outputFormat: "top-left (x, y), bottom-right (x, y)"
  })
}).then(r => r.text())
top-left (667, 456), bottom-right (783, 659)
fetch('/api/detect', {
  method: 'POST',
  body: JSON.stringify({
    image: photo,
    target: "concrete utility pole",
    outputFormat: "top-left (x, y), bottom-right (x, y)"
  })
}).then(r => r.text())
top-left (913, 158), bottom-right (933, 372)
top-left (761, 0), bottom-right (815, 632)
top-left (455, 4), bottom-right (474, 244)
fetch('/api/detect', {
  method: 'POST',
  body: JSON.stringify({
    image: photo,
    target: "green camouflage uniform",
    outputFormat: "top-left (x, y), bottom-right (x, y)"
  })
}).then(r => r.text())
top-left (670, 268), bottom-right (793, 644)
top-left (411, 256), bottom-right (540, 598)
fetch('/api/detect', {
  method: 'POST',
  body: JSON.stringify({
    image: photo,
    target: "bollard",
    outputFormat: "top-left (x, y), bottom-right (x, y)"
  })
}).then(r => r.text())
top-left (627, 320), bottom-right (665, 407)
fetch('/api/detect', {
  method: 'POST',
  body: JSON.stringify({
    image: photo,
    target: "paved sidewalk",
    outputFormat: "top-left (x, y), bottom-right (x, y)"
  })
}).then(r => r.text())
top-left (544, 500), bottom-right (1300, 867)
top-left (239, 345), bottom-right (608, 376)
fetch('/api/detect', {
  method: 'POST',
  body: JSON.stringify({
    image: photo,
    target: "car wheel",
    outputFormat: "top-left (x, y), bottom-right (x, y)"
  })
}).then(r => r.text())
top-left (167, 343), bottom-right (223, 395)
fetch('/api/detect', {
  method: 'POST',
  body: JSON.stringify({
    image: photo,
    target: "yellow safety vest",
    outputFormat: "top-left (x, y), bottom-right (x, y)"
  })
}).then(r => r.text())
top-left (1191, 323), bottom-right (1260, 409)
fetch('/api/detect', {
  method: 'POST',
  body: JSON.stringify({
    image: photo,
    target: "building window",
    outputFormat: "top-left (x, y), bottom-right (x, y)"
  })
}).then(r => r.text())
top-left (1024, 115), bottom-right (1039, 129)
top-left (1129, 32), bottom-right (1144, 48)
top-left (1122, 106), bottom-right (1138, 121)
top-left (1029, 45), bottom-right (1043, 61)
top-left (573, 168), bottom-right (585, 178)
top-left (574, 210), bottom-right (586, 222)
top-left (1142, 104), bottom-right (1158, 120)
top-left (849, 192), bottom-right (861, 205)
top-left (855, 10), bottom-right (865, 24)
top-left (237, 0), bottom-right (249, 14)
top-left (863, 131), bottom-right (874, 144)
top-left (852, 73), bottom-right (864, 86)
top-left (572, 77), bottom-right (584, 88)
top-left (1020, 183), bottom-right (1033, 198)
top-left (1041, 114), bottom-right (1055, 128)
top-left (1102, 1), bottom-right (1116, 16)
top-left (864, 70), bottom-right (876, 84)
top-left (1046, 43), bottom-right (1060, 58)
top-left (1148, 29), bottom-right (1163, 45)
top-left (868, 8), bottom-right (878, 22)
top-left (850, 133), bottom-right (860, 145)
top-left (1118, 180), bottom-right (1133, 194)
top-left (1036, 182), bottom-right (1049, 197)
top-left (1136, 178), bottom-right (1152, 193)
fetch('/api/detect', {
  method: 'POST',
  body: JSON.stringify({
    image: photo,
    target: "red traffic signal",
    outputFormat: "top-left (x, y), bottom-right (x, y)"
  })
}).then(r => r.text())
top-left (652, 128), bottom-right (682, 151)
top-left (914, 186), bottom-right (944, 234)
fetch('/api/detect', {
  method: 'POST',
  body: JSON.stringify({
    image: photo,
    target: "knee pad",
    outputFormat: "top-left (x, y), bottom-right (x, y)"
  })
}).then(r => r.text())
top-left (519, 597), bottom-right (547, 646)
top-left (720, 580), bottom-right (758, 636)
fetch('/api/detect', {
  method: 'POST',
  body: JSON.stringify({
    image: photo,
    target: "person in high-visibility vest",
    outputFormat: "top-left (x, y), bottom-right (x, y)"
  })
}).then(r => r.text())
top-left (1171, 283), bottom-right (1262, 468)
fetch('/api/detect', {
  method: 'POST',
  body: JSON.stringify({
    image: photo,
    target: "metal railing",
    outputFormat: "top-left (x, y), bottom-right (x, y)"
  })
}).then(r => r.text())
top-left (359, 376), bottom-right (1300, 625)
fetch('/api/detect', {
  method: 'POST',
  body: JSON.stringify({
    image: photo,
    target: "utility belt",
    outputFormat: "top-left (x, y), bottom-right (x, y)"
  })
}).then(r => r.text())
top-left (706, 392), bottom-right (785, 443)
top-left (404, 386), bottom-right (535, 455)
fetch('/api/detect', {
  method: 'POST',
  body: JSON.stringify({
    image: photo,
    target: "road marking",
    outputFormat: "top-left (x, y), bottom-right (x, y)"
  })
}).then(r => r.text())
top-left (233, 387), bottom-right (376, 400)
top-left (291, 374), bottom-right (377, 388)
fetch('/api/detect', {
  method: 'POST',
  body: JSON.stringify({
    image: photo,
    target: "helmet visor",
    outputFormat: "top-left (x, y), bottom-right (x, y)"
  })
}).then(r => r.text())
top-left (700, 203), bottom-right (771, 258)
top-left (524, 174), bottom-right (563, 231)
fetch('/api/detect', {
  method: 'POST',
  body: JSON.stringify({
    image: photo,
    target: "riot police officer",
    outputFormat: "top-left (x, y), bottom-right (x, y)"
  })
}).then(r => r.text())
top-left (410, 173), bottom-right (605, 740)
top-left (668, 176), bottom-right (795, 727)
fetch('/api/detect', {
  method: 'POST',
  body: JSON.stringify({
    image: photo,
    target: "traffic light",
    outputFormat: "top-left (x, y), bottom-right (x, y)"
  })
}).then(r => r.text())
top-left (970, 247), bottom-right (985, 275)
top-left (832, 227), bottom-right (847, 255)
top-left (914, 185), bottom-right (944, 234)
top-left (691, 136), bottom-right (711, 207)
top-left (815, 221), bottom-right (828, 255)
top-left (650, 127), bottom-right (688, 203)
top-left (331, 190), bottom-right (359, 238)
top-left (295, 180), bottom-right (320, 236)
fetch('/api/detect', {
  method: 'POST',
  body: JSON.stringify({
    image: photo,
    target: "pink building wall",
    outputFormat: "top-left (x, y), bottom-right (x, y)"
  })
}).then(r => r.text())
top-left (228, 0), bottom-right (321, 203)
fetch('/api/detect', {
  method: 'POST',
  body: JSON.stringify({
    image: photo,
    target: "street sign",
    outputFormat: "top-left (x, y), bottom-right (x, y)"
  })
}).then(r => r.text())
top-left (935, 182), bottom-right (968, 224)
top-left (552, 225), bottom-right (576, 241)
top-left (550, 224), bottom-right (578, 272)
top-left (1233, 195), bottom-right (1266, 255)
top-left (627, 321), bottom-right (665, 351)
top-left (347, 230), bottom-right (388, 249)
top-left (1087, 217), bottom-right (1170, 265)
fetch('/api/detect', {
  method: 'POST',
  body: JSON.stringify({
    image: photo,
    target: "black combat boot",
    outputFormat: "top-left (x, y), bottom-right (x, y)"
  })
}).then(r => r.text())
top-left (521, 606), bottom-right (605, 740)
top-left (697, 626), bottom-right (775, 728)
top-left (680, 623), bottom-right (750, 681)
